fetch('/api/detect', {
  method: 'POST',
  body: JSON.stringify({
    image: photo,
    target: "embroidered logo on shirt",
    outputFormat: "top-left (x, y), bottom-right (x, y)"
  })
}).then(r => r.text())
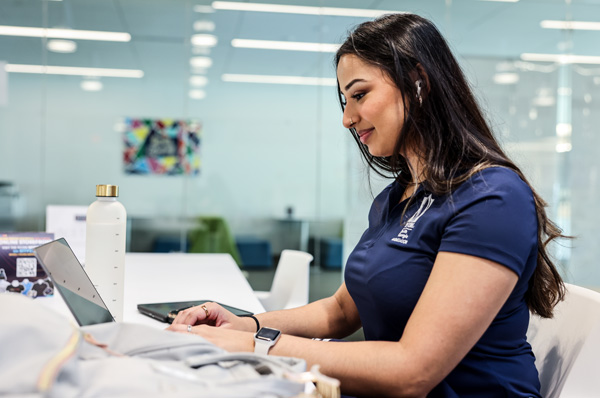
top-left (391, 194), bottom-right (434, 244)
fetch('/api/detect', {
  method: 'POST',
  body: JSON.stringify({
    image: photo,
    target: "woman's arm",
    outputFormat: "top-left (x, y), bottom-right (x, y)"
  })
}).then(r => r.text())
top-left (254, 282), bottom-right (362, 339)
top-left (280, 252), bottom-right (518, 397)
top-left (174, 252), bottom-right (518, 398)
top-left (170, 282), bottom-right (362, 339)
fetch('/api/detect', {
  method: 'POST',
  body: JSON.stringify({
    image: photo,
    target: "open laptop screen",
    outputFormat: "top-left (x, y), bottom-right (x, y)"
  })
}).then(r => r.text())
top-left (34, 238), bottom-right (114, 326)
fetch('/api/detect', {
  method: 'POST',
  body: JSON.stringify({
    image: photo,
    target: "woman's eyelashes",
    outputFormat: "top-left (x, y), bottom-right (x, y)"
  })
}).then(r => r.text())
top-left (340, 91), bottom-right (365, 106)
top-left (351, 92), bottom-right (365, 101)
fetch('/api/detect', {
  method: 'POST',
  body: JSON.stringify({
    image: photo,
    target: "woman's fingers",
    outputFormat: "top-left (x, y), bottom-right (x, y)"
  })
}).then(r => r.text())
top-left (171, 302), bottom-right (231, 327)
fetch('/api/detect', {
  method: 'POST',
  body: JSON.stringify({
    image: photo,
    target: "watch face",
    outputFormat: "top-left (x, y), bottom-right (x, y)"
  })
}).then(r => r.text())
top-left (257, 327), bottom-right (281, 340)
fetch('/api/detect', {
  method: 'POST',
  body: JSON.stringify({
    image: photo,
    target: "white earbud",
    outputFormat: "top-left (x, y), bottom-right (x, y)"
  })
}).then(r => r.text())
top-left (415, 80), bottom-right (423, 106)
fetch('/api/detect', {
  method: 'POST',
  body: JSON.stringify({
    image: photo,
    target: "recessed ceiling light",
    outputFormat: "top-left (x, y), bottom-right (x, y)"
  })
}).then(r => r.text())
top-left (189, 76), bottom-right (208, 87)
top-left (189, 89), bottom-right (207, 99)
top-left (222, 73), bottom-right (336, 86)
top-left (556, 142), bottom-right (572, 153)
top-left (190, 56), bottom-right (213, 69)
top-left (5, 64), bottom-right (143, 78)
top-left (532, 95), bottom-right (555, 107)
top-left (194, 20), bottom-right (216, 32)
top-left (0, 25), bottom-right (130, 42)
top-left (557, 87), bottom-right (572, 96)
top-left (191, 67), bottom-right (209, 75)
top-left (541, 20), bottom-right (600, 31)
top-left (47, 39), bottom-right (77, 53)
top-left (529, 108), bottom-right (538, 120)
top-left (556, 123), bottom-right (572, 137)
top-left (231, 39), bottom-right (340, 52)
top-left (191, 34), bottom-right (218, 47)
top-left (492, 72), bottom-right (519, 85)
top-left (80, 79), bottom-right (103, 91)
top-left (192, 46), bottom-right (212, 55)
top-left (211, 1), bottom-right (397, 17)
top-left (521, 53), bottom-right (600, 65)
top-left (194, 5), bottom-right (215, 13)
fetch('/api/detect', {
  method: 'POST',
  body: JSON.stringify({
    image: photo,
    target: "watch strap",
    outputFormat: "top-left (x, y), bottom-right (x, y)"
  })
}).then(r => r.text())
top-left (254, 338), bottom-right (272, 355)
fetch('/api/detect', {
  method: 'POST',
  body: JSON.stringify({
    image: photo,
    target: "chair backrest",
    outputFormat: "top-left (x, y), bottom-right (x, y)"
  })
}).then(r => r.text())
top-left (262, 250), bottom-right (313, 312)
top-left (526, 283), bottom-right (600, 398)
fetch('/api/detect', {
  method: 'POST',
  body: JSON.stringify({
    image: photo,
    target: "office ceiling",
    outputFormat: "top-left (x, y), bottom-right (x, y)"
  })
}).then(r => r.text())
top-left (2, 0), bottom-right (600, 82)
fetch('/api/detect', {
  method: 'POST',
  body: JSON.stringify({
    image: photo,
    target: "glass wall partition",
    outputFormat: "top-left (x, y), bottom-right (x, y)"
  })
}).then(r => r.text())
top-left (1, 0), bottom-right (600, 288)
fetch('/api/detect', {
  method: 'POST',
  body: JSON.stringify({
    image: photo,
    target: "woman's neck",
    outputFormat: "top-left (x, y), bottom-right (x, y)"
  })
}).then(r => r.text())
top-left (405, 150), bottom-right (425, 186)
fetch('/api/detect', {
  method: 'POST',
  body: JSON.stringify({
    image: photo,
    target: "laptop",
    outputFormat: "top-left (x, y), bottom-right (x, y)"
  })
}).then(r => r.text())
top-left (34, 238), bottom-right (115, 326)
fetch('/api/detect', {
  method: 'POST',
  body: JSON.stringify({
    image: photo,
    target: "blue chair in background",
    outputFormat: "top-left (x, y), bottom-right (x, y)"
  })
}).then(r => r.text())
top-left (236, 236), bottom-right (273, 268)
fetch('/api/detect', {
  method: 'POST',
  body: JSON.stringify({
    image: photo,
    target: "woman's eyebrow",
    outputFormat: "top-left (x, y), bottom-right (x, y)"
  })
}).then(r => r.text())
top-left (344, 78), bottom-right (366, 91)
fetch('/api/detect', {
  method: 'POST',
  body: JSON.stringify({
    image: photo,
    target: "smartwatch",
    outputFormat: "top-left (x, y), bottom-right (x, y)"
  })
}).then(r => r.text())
top-left (254, 327), bottom-right (281, 355)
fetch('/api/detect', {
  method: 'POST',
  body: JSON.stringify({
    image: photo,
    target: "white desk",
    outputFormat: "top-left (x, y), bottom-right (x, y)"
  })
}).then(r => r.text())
top-left (37, 252), bottom-right (265, 328)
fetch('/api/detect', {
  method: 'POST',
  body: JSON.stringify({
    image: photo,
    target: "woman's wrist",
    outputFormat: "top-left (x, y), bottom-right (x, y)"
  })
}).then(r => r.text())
top-left (240, 314), bottom-right (260, 332)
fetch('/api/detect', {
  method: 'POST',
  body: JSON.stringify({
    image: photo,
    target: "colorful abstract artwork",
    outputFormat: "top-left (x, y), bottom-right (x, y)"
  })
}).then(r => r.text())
top-left (123, 118), bottom-right (201, 175)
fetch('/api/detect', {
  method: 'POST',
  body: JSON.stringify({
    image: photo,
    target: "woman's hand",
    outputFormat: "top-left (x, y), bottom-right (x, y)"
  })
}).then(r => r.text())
top-left (167, 301), bottom-right (256, 332)
top-left (167, 323), bottom-right (255, 352)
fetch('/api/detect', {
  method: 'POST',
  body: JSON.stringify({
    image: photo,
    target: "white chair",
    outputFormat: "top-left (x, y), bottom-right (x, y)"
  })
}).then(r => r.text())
top-left (526, 283), bottom-right (600, 398)
top-left (254, 250), bottom-right (313, 312)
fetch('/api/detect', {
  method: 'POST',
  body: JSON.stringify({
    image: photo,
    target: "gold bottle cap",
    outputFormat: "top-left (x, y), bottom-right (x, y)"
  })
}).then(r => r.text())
top-left (96, 184), bottom-right (119, 197)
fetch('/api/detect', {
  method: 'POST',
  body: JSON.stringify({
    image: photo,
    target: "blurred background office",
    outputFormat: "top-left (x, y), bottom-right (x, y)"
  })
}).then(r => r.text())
top-left (1, 0), bottom-right (599, 294)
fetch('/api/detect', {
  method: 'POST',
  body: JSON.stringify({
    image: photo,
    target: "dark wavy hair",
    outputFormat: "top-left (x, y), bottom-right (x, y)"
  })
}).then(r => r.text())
top-left (335, 13), bottom-right (565, 318)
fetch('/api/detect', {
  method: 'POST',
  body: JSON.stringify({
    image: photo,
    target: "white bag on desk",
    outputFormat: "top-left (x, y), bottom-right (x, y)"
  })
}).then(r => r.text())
top-left (0, 294), bottom-right (308, 398)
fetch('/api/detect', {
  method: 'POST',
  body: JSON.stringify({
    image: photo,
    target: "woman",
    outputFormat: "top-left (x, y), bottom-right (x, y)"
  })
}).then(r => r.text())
top-left (168, 13), bottom-right (565, 397)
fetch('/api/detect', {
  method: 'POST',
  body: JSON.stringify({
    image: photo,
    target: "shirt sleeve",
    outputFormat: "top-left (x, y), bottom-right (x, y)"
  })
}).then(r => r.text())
top-left (438, 168), bottom-right (538, 277)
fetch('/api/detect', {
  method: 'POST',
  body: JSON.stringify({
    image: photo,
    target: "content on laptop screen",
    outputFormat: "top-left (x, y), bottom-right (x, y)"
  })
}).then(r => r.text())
top-left (34, 238), bottom-right (114, 326)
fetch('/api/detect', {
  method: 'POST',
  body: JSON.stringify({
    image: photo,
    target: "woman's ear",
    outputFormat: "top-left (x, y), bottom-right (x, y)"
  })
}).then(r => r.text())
top-left (410, 63), bottom-right (430, 94)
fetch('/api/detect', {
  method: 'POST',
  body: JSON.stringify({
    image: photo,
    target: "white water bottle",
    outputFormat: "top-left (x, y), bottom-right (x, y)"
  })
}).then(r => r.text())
top-left (85, 184), bottom-right (126, 322)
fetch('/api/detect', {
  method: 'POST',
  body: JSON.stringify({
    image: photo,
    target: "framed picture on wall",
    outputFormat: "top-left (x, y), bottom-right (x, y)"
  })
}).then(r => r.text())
top-left (123, 118), bottom-right (202, 175)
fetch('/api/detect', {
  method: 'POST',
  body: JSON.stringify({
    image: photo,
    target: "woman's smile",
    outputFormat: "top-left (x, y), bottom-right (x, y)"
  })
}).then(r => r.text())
top-left (358, 128), bottom-right (374, 144)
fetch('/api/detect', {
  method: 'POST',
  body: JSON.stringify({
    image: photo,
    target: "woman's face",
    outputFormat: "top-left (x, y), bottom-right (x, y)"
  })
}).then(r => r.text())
top-left (337, 54), bottom-right (406, 157)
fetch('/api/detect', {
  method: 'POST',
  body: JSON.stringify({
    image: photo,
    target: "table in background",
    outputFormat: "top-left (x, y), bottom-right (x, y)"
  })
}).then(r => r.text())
top-left (38, 252), bottom-right (265, 328)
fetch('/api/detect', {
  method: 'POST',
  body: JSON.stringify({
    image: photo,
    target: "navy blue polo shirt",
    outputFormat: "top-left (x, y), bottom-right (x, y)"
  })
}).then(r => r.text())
top-left (345, 167), bottom-right (541, 397)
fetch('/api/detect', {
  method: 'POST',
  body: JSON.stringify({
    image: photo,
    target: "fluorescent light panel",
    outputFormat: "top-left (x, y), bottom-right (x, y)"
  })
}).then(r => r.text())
top-left (222, 73), bottom-right (336, 86)
top-left (5, 64), bottom-right (143, 78)
top-left (521, 53), bottom-right (600, 64)
top-left (0, 25), bottom-right (130, 42)
top-left (212, 1), bottom-right (397, 17)
top-left (232, 39), bottom-right (339, 53)
top-left (541, 20), bottom-right (600, 31)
